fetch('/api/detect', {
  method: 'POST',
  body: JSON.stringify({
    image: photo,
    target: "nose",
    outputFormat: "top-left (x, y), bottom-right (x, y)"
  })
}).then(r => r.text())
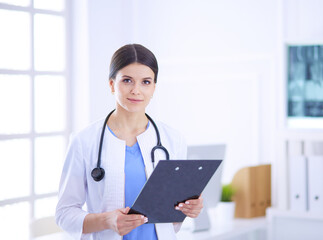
top-left (130, 82), bottom-right (141, 95)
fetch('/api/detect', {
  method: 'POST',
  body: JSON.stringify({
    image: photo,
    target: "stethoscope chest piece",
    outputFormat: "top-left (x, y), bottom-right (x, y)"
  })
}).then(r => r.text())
top-left (91, 167), bottom-right (105, 182)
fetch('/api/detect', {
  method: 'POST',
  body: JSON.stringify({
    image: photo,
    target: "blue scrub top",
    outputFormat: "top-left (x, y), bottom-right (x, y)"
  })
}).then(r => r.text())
top-left (108, 125), bottom-right (158, 240)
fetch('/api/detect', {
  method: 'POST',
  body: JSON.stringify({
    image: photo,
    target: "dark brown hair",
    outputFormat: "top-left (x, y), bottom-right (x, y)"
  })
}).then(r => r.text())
top-left (109, 44), bottom-right (158, 83)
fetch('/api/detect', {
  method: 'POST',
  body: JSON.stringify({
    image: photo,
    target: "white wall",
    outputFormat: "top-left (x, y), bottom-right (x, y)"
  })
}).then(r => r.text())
top-left (72, 0), bottom-right (135, 127)
top-left (131, 0), bottom-right (279, 187)
top-left (88, 0), bottom-right (135, 121)
top-left (71, 0), bottom-right (323, 209)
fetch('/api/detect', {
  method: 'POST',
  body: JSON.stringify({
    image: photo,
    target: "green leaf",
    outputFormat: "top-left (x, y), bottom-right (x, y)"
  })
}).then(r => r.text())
top-left (221, 184), bottom-right (235, 202)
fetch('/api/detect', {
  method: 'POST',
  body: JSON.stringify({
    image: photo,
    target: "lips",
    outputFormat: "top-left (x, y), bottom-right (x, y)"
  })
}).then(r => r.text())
top-left (127, 98), bottom-right (144, 103)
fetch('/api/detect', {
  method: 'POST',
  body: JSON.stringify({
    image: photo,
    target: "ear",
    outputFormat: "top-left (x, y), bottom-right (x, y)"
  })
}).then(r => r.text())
top-left (109, 79), bottom-right (115, 93)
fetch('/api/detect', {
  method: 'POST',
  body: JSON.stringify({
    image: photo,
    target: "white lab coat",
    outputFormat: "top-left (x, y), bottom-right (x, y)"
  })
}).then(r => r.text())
top-left (56, 118), bottom-right (187, 240)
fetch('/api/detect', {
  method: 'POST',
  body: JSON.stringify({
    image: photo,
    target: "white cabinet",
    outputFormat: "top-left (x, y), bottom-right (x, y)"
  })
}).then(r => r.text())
top-left (267, 208), bottom-right (323, 240)
top-left (289, 156), bottom-right (308, 211)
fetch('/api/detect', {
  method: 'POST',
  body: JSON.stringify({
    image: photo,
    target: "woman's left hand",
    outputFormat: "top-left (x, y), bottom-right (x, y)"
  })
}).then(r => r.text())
top-left (175, 196), bottom-right (203, 218)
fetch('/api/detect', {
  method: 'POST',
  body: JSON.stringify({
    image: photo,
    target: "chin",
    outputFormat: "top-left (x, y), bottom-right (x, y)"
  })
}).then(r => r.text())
top-left (123, 105), bottom-right (146, 113)
top-left (117, 100), bottom-right (149, 113)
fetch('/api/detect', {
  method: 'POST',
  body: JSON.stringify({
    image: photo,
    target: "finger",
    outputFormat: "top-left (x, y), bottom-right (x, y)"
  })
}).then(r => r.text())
top-left (175, 200), bottom-right (200, 209)
top-left (123, 218), bottom-right (147, 232)
top-left (184, 202), bottom-right (203, 210)
top-left (121, 220), bottom-right (145, 236)
top-left (117, 214), bottom-right (146, 230)
top-left (175, 202), bottom-right (203, 211)
top-left (180, 203), bottom-right (203, 214)
top-left (181, 205), bottom-right (203, 212)
top-left (124, 214), bottom-right (146, 222)
top-left (181, 207), bottom-right (201, 214)
top-left (124, 207), bottom-right (130, 214)
top-left (175, 203), bottom-right (190, 210)
top-left (184, 198), bottom-right (203, 205)
top-left (181, 208), bottom-right (201, 218)
top-left (175, 204), bottom-right (202, 216)
top-left (120, 207), bottom-right (130, 214)
top-left (183, 200), bottom-right (202, 207)
top-left (117, 216), bottom-right (147, 235)
top-left (124, 218), bottom-right (146, 227)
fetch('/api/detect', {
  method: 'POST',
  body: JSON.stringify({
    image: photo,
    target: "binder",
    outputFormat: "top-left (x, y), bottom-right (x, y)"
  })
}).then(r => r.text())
top-left (308, 156), bottom-right (323, 214)
top-left (288, 140), bottom-right (307, 212)
top-left (305, 141), bottom-right (323, 214)
top-left (289, 156), bottom-right (308, 212)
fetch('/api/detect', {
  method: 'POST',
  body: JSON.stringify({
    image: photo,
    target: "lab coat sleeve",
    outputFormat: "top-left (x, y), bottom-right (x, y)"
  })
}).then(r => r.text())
top-left (55, 134), bottom-right (90, 240)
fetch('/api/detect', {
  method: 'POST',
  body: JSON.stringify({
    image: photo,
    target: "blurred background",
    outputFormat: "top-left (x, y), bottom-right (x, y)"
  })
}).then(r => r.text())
top-left (0, 0), bottom-right (323, 239)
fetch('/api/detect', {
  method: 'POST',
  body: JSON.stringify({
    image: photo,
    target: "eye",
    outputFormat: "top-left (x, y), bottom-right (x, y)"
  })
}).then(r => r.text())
top-left (123, 78), bottom-right (132, 83)
top-left (143, 80), bottom-right (151, 85)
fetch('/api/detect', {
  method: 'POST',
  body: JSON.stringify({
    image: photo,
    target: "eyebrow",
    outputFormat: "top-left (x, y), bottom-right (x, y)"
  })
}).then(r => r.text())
top-left (122, 75), bottom-right (152, 80)
top-left (122, 75), bottom-right (133, 79)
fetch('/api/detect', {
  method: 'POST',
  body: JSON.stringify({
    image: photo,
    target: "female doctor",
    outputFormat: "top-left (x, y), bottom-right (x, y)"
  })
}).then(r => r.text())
top-left (56, 44), bottom-right (203, 240)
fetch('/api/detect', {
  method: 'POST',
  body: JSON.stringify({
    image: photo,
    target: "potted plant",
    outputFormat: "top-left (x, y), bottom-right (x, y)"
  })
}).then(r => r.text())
top-left (221, 184), bottom-right (235, 202)
top-left (218, 183), bottom-right (236, 222)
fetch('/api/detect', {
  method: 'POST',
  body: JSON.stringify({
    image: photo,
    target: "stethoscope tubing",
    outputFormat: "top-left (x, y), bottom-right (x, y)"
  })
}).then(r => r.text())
top-left (92, 109), bottom-right (170, 181)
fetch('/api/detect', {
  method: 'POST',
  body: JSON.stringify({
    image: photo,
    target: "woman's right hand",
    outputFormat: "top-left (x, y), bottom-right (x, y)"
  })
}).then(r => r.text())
top-left (104, 207), bottom-right (147, 236)
top-left (83, 207), bottom-right (147, 235)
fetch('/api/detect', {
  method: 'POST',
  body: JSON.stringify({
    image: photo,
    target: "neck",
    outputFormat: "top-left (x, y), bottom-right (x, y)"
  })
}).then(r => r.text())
top-left (108, 106), bottom-right (148, 134)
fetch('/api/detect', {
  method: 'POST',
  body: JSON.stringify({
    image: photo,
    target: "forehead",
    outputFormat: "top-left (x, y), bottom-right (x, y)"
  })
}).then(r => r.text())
top-left (116, 63), bottom-right (154, 78)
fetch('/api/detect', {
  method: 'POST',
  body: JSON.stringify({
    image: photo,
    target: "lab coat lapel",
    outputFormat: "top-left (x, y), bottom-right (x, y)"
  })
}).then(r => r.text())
top-left (102, 126), bottom-right (126, 211)
top-left (137, 123), bottom-right (155, 177)
top-left (137, 121), bottom-right (167, 177)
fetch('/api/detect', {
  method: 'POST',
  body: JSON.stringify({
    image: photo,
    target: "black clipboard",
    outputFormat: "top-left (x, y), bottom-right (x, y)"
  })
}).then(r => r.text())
top-left (128, 160), bottom-right (222, 223)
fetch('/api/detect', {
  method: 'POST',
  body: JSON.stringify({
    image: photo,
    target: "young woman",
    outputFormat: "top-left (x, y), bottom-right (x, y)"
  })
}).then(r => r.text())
top-left (56, 44), bottom-right (203, 240)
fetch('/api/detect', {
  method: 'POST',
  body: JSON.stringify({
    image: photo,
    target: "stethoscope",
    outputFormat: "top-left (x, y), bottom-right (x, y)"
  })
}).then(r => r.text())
top-left (91, 109), bottom-right (170, 181)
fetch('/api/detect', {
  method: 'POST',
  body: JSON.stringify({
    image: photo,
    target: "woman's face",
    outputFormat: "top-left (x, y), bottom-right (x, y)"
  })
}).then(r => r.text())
top-left (110, 63), bottom-right (156, 113)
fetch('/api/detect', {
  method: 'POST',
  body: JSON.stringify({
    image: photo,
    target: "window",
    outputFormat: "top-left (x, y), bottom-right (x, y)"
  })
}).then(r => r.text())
top-left (0, 1), bottom-right (70, 239)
